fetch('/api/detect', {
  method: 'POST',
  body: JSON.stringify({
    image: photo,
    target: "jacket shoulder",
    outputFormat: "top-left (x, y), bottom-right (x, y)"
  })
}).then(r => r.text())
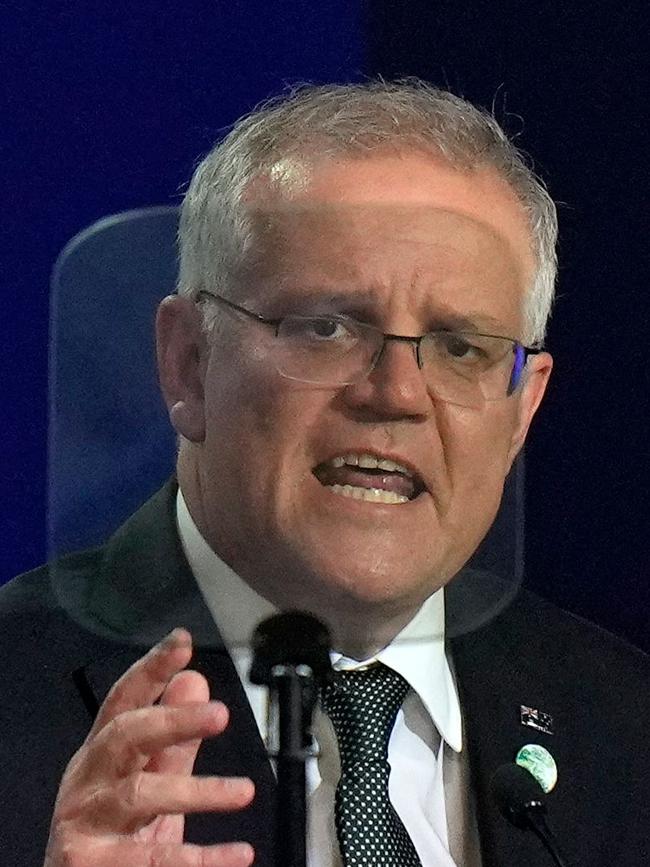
top-left (0, 548), bottom-right (103, 620)
top-left (510, 588), bottom-right (648, 664)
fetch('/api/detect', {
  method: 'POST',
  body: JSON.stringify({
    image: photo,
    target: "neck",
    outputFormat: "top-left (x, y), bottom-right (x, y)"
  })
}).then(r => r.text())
top-left (177, 458), bottom-right (431, 660)
top-left (327, 607), bottom-right (423, 659)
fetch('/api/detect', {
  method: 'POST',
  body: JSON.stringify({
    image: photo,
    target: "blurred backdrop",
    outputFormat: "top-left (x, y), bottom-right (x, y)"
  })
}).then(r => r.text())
top-left (2, 0), bottom-right (648, 651)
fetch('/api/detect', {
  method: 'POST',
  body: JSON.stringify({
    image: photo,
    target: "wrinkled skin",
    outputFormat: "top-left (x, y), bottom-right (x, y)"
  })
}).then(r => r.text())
top-left (161, 153), bottom-right (552, 653)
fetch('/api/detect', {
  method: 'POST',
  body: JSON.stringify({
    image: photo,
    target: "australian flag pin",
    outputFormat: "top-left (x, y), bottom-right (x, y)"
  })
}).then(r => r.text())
top-left (520, 704), bottom-right (554, 736)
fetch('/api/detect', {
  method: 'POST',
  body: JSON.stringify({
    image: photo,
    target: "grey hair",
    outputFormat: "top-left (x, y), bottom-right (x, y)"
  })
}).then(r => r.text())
top-left (177, 79), bottom-right (557, 344)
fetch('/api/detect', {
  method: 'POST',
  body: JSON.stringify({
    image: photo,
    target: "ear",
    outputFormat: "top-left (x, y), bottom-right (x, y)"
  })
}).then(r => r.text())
top-left (506, 351), bottom-right (553, 470)
top-left (156, 295), bottom-right (209, 443)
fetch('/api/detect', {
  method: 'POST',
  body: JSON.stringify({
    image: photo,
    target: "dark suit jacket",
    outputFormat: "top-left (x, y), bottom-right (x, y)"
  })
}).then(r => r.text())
top-left (1, 482), bottom-right (648, 866)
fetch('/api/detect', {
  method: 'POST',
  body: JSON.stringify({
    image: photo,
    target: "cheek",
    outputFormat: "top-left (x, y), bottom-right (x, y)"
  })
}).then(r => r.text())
top-left (439, 402), bottom-right (519, 499)
top-left (205, 343), bottom-right (279, 432)
top-left (203, 358), bottom-right (325, 495)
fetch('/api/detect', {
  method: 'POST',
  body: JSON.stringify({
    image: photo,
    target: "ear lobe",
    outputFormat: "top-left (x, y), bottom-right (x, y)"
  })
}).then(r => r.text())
top-left (506, 351), bottom-right (553, 469)
top-left (156, 295), bottom-right (208, 443)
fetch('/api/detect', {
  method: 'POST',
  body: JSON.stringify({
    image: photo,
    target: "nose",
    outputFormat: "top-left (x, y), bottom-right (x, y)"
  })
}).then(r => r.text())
top-left (343, 336), bottom-right (433, 419)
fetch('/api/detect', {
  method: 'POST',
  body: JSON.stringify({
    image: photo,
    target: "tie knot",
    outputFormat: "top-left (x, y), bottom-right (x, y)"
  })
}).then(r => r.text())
top-left (321, 664), bottom-right (411, 766)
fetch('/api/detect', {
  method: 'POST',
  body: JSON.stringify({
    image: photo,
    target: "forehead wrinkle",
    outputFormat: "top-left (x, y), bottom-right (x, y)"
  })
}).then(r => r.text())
top-left (244, 201), bottom-right (528, 331)
top-left (344, 233), bottom-right (521, 310)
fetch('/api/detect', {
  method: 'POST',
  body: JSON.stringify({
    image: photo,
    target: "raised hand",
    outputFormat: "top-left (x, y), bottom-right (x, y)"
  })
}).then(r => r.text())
top-left (44, 628), bottom-right (255, 867)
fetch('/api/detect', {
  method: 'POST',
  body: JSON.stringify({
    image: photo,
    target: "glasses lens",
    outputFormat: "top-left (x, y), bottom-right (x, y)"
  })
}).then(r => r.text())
top-left (274, 315), bottom-right (378, 385)
top-left (269, 314), bottom-right (521, 407)
top-left (421, 332), bottom-right (518, 406)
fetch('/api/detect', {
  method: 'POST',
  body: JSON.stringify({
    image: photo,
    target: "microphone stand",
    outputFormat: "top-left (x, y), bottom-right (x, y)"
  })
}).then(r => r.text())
top-left (270, 663), bottom-right (318, 867)
top-left (250, 612), bottom-right (332, 867)
top-left (525, 811), bottom-right (570, 867)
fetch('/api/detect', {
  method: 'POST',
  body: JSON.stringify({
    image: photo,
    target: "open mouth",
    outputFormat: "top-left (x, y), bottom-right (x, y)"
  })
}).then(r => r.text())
top-left (313, 452), bottom-right (426, 505)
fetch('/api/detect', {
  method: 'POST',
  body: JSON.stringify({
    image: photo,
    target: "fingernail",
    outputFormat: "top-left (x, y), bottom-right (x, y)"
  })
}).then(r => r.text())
top-left (225, 776), bottom-right (255, 797)
top-left (224, 775), bottom-right (253, 787)
top-left (163, 627), bottom-right (191, 648)
top-left (203, 701), bottom-right (228, 729)
top-left (226, 842), bottom-right (254, 863)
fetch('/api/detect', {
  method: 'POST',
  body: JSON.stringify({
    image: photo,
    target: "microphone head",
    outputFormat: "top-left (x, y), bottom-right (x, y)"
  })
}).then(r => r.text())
top-left (250, 611), bottom-right (332, 686)
top-left (491, 763), bottom-right (547, 829)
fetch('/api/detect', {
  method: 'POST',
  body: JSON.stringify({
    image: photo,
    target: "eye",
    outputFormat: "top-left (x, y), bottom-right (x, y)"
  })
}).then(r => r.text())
top-left (309, 317), bottom-right (347, 339)
top-left (282, 315), bottom-right (359, 343)
top-left (438, 333), bottom-right (483, 360)
top-left (429, 332), bottom-right (512, 373)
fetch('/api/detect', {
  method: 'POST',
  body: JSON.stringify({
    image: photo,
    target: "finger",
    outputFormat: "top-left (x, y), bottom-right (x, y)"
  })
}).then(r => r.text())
top-left (149, 841), bottom-right (254, 867)
top-left (71, 837), bottom-right (255, 867)
top-left (89, 628), bottom-right (194, 738)
top-left (163, 669), bottom-right (210, 706)
top-left (148, 840), bottom-right (254, 867)
top-left (86, 772), bottom-right (255, 830)
top-left (148, 669), bottom-right (210, 776)
top-left (85, 702), bottom-right (230, 779)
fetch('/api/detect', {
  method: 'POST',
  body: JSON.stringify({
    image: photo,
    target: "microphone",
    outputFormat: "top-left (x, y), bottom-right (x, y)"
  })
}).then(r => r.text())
top-left (491, 763), bottom-right (571, 867)
top-left (250, 612), bottom-right (332, 867)
top-left (250, 610), bottom-right (332, 687)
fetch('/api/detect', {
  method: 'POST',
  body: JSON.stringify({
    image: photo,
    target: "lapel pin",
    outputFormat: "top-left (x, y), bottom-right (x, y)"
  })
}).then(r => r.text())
top-left (516, 743), bottom-right (558, 793)
top-left (520, 704), bottom-right (554, 736)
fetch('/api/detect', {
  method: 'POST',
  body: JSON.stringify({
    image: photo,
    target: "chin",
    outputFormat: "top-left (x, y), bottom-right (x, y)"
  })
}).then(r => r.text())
top-left (294, 551), bottom-right (437, 616)
top-left (297, 570), bottom-right (439, 657)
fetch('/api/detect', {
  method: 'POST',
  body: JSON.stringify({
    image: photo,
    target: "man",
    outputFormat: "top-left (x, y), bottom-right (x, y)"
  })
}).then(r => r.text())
top-left (1, 81), bottom-right (648, 867)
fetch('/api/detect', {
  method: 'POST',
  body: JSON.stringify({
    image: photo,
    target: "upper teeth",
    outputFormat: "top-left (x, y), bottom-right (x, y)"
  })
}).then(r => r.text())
top-left (327, 453), bottom-right (411, 475)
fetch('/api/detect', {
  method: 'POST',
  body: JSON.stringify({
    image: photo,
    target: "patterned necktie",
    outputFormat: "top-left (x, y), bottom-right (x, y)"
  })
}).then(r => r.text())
top-left (320, 663), bottom-right (423, 866)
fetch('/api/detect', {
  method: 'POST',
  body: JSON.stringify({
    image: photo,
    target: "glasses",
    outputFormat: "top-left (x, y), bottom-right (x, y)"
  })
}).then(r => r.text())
top-left (197, 290), bottom-right (541, 408)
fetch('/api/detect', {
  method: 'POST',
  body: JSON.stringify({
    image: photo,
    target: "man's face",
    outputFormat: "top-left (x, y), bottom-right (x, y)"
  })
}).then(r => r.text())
top-left (162, 153), bottom-right (551, 647)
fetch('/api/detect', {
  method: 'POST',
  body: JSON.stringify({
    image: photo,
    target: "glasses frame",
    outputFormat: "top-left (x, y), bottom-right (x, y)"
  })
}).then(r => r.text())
top-left (195, 290), bottom-right (542, 398)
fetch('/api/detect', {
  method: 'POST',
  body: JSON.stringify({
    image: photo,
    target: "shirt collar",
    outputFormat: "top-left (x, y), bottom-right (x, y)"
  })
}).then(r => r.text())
top-left (176, 488), bottom-right (463, 752)
top-left (332, 594), bottom-right (463, 752)
top-left (176, 488), bottom-right (276, 648)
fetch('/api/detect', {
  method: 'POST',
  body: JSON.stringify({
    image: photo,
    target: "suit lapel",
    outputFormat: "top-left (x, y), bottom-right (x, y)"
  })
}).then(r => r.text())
top-left (74, 480), bottom-right (276, 861)
top-left (451, 600), bottom-right (580, 867)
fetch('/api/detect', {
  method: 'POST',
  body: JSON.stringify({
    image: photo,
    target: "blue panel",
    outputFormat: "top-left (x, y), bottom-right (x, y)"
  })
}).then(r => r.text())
top-left (1, 1), bottom-right (364, 582)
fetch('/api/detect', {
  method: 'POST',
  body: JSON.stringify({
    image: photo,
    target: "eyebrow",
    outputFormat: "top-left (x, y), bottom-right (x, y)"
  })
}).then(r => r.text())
top-left (272, 287), bottom-right (509, 334)
top-left (273, 288), bottom-right (374, 311)
top-left (430, 309), bottom-right (508, 333)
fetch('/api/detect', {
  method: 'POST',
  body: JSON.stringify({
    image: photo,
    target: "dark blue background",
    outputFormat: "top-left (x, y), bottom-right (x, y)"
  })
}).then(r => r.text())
top-left (2, 1), bottom-right (648, 651)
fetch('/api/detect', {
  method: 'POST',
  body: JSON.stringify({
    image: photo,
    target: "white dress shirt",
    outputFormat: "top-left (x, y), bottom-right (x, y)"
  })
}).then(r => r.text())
top-left (176, 489), bottom-right (467, 866)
